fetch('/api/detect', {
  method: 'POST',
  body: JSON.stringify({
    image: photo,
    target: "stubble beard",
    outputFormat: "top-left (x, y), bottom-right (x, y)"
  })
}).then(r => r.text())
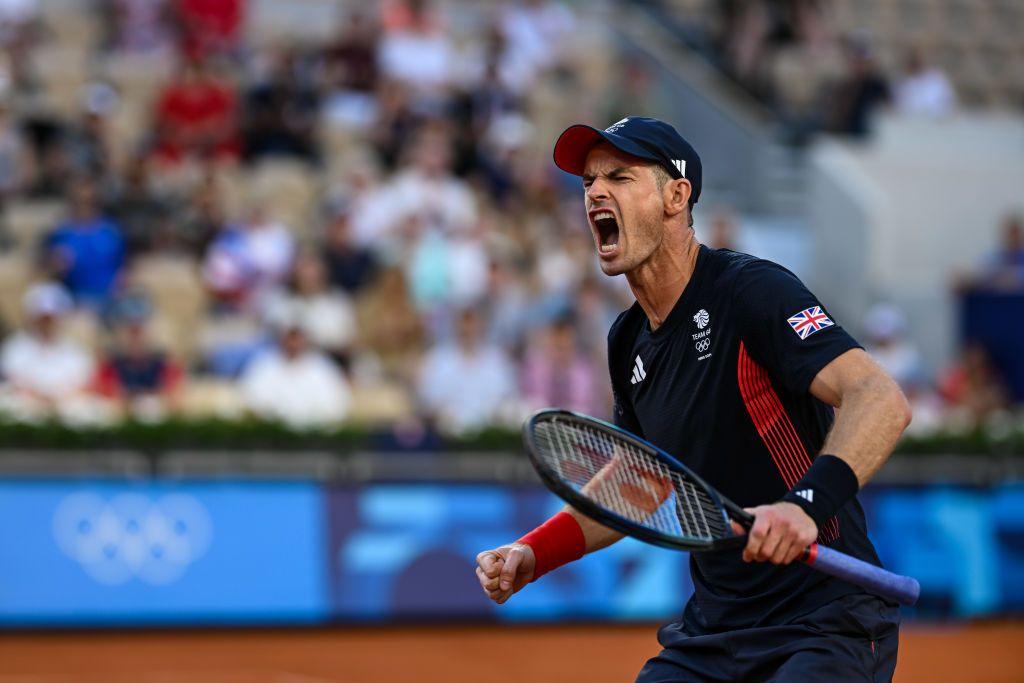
top-left (597, 213), bottom-right (662, 278)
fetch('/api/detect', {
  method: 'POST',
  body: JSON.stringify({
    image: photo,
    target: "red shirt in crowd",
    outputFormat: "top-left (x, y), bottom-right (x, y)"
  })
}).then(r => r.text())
top-left (153, 69), bottom-right (240, 162)
top-left (178, 0), bottom-right (244, 58)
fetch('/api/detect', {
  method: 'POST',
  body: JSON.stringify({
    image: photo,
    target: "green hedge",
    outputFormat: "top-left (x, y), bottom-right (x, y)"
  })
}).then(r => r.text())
top-left (0, 418), bottom-right (1021, 455)
top-left (0, 417), bottom-right (520, 452)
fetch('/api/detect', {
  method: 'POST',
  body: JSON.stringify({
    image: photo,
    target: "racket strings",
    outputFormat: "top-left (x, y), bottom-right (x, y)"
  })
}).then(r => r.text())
top-left (533, 418), bottom-right (729, 543)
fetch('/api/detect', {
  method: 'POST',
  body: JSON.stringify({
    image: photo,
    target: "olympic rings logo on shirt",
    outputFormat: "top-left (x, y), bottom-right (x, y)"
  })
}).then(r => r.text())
top-left (52, 492), bottom-right (213, 586)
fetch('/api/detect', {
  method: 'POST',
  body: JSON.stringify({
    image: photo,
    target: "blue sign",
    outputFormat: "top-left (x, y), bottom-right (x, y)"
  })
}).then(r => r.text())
top-left (1, 478), bottom-right (1021, 626)
top-left (326, 484), bottom-right (691, 621)
top-left (324, 483), bottom-right (1024, 622)
top-left (0, 480), bottom-right (329, 625)
top-left (862, 483), bottom-right (1024, 618)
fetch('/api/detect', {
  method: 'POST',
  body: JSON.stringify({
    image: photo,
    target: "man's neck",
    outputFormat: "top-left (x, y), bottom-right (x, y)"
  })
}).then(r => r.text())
top-left (626, 235), bottom-right (701, 332)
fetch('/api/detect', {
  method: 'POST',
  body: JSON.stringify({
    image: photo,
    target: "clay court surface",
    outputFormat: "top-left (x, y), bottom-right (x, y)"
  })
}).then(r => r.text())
top-left (1, 622), bottom-right (1022, 682)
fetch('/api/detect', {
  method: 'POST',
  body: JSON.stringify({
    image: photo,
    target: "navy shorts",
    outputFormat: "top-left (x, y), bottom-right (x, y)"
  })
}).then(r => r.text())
top-left (636, 593), bottom-right (900, 683)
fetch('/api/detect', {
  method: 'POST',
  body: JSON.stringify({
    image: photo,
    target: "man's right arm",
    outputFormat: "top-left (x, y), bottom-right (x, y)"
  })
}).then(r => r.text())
top-left (476, 315), bottom-right (636, 605)
top-left (476, 507), bottom-right (624, 605)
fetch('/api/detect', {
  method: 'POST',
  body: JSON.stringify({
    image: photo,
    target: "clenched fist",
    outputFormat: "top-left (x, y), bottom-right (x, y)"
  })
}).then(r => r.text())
top-left (475, 543), bottom-right (536, 605)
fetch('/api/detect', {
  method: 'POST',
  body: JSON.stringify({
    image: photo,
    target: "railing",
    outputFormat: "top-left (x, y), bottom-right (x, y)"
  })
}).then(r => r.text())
top-left (0, 448), bottom-right (1019, 485)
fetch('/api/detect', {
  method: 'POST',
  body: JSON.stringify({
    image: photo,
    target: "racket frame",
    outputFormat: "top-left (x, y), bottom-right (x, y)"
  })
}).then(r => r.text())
top-left (523, 408), bottom-right (921, 607)
top-left (523, 409), bottom-right (749, 552)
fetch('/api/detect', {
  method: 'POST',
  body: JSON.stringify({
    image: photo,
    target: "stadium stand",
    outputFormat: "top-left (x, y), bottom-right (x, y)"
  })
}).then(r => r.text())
top-left (0, 0), bottom-right (1018, 439)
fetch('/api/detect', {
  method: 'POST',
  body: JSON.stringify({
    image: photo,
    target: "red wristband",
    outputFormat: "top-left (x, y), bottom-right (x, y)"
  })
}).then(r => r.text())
top-left (517, 511), bottom-right (585, 581)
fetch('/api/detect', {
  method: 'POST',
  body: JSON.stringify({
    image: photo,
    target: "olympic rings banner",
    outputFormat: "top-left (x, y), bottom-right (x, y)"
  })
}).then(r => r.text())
top-left (0, 480), bottom-right (329, 625)
top-left (0, 479), bottom-right (1021, 626)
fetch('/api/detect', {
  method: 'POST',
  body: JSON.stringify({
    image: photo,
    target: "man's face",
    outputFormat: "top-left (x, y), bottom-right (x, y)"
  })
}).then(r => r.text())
top-left (33, 313), bottom-right (58, 340)
top-left (456, 310), bottom-right (482, 349)
top-left (282, 328), bottom-right (307, 358)
top-left (71, 182), bottom-right (98, 218)
top-left (582, 144), bottom-right (666, 276)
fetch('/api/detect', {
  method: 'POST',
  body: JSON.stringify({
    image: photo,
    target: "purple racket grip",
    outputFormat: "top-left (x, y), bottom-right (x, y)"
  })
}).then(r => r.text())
top-left (803, 544), bottom-right (920, 606)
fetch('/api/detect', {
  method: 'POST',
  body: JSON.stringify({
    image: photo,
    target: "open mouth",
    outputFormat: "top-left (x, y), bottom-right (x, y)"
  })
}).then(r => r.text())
top-left (592, 210), bottom-right (619, 255)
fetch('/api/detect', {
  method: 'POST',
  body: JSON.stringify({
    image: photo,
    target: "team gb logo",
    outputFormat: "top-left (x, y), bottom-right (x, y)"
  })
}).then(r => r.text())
top-left (693, 309), bottom-right (710, 329)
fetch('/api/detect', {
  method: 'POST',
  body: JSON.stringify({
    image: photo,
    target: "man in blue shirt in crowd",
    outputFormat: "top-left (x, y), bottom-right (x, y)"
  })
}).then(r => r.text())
top-left (43, 177), bottom-right (125, 307)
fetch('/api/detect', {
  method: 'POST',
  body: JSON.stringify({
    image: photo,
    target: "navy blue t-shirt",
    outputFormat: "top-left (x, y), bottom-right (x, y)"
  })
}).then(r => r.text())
top-left (608, 245), bottom-right (883, 632)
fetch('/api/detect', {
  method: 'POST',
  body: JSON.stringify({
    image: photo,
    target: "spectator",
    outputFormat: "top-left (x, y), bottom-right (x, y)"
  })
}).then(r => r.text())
top-left (240, 311), bottom-right (351, 427)
top-left (242, 49), bottom-right (319, 163)
top-left (110, 155), bottom-right (173, 256)
top-left (718, 0), bottom-right (772, 87)
top-left (975, 214), bottom-right (1024, 291)
top-left (0, 282), bottom-right (96, 420)
top-left (322, 202), bottom-right (377, 294)
top-left (152, 59), bottom-right (240, 165)
top-left (862, 303), bottom-right (925, 394)
top-left (417, 306), bottom-right (516, 434)
top-left (484, 257), bottom-right (532, 351)
top-left (100, 0), bottom-right (175, 56)
top-left (321, 10), bottom-right (380, 130)
top-left (378, 0), bottom-right (454, 96)
top-left (894, 48), bottom-right (956, 118)
top-left (357, 266), bottom-right (425, 384)
top-left (42, 177), bottom-right (126, 306)
top-left (202, 204), bottom-right (295, 311)
top-left (404, 215), bottom-right (489, 313)
top-left (939, 343), bottom-right (1010, 426)
top-left (826, 36), bottom-right (889, 138)
top-left (0, 99), bottom-right (31, 198)
top-left (496, 0), bottom-right (576, 93)
top-left (572, 276), bottom-right (622, 357)
top-left (175, 172), bottom-right (225, 257)
top-left (263, 250), bottom-right (357, 364)
top-left (520, 314), bottom-right (603, 415)
top-left (64, 82), bottom-right (118, 179)
top-left (95, 294), bottom-right (184, 420)
top-left (176, 0), bottom-right (244, 60)
top-left (357, 126), bottom-right (477, 256)
top-left (369, 79), bottom-right (421, 171)
top-left (704, 209), bottom-right (739, 251)
top-left (0, 0), bottom-right (38, 53)
top-left (23, 114), bottom-right (69, 199)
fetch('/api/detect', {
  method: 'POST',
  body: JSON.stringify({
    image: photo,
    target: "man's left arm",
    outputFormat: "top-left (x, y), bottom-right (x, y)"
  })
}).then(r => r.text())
top-left (740, 348), bottom-right (911, 565)
top-left (810, 348), bottom-right (913, 484)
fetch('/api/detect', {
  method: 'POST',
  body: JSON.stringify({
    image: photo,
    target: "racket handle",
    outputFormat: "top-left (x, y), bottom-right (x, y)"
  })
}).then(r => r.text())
top-left (801, 544), bottom-right (920, 606)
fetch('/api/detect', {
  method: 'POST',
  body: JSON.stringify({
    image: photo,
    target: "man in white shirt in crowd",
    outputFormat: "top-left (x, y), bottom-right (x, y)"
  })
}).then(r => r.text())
top-left (0, 282), bottom-right (97, 421)
top-left (894, 47), bottom-right (956, 118)
top-left (417, 306), bottom-right (516, 434)
top-left (240, 306), bottom-right (351, 428)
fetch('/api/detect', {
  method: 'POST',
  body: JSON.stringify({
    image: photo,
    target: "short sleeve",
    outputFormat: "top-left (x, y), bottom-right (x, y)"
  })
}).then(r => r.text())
top-left (734, 261), bottom-right (861, 395)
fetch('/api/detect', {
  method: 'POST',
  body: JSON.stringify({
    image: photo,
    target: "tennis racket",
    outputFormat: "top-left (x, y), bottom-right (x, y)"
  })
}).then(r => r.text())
top-left (523, 409), bottom-right (920, 606)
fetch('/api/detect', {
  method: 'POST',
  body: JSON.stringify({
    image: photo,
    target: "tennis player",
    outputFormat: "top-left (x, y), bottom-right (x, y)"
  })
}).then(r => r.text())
top-left (475, 117), bottom-right (911, 681)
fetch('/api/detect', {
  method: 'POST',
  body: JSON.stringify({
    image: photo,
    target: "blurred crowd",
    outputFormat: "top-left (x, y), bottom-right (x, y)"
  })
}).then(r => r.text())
top-left (0, 0), bottom-right (633, 436)
top-left (0, 0), bottom-right (1018, 440)
top-left (697, 0), bottom-right (983, 141)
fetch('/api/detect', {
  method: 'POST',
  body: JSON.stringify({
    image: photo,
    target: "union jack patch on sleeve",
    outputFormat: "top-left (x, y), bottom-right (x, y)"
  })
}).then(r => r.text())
top-left (787, 306), bottom-right (834, 339)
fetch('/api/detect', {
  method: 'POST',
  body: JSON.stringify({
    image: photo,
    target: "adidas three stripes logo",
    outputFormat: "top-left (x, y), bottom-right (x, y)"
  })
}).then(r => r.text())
top-left (794, 489), bottom-right (814, 503)
top-left (630, 356), bottom-right (647, 385)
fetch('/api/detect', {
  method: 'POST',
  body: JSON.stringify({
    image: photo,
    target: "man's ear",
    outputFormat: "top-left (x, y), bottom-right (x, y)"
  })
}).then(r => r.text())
top-left (663, 178), bottom-right (692, 217)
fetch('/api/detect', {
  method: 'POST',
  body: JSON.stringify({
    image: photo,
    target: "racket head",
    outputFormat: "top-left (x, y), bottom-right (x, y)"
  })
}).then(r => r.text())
top-left (523, 409), bottom-right (746, 552)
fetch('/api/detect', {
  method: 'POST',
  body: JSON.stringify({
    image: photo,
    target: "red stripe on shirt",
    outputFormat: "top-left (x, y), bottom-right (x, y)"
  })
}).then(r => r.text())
top-left (737, 350), bottom-right (801, 486)
top-left (737, 343), bottom-right (840, 543)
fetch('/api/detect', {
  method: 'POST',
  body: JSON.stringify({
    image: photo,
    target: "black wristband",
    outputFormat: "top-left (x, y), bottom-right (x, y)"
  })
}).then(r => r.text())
top-left (780, 455), bottom-right (859, 530)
